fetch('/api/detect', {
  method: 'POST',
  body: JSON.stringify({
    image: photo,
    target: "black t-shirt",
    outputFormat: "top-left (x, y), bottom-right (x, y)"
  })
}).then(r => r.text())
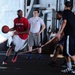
top-left (63, 10), bottom-right (75, 35)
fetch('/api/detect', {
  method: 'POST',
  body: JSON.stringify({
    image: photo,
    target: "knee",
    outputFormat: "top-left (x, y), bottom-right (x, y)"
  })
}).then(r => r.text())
top-left (11, 45), bottom-right (15, 49)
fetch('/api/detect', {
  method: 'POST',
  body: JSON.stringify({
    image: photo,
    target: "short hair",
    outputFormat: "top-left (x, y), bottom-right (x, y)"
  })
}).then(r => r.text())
top-left (65, 1), bottom-right (71, 8)
top-left (17, 9), bottom-right (22, 13)
top-left (57, 11), bottom-right (63, 16)
top-left (33, 9), bottom-right (39, 13)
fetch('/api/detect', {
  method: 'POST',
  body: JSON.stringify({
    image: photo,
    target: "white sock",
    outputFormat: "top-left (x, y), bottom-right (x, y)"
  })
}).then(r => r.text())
top-left (67, 62), bottom-right (72, 70)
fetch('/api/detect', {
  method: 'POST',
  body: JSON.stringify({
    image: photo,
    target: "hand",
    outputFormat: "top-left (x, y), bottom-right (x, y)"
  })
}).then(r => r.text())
top-left (14, 31), bottom-right (19, 35)
top-left (29, 32), bottom-right (32, 34)
top-left (36, 32), bottom-right (40, 36)
top-left (55, 32), bottom-right (61, 41)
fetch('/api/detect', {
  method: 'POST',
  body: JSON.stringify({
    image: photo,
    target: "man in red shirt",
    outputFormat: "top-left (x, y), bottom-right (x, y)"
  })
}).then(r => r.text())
top-left (2, 10), bottom-right (30, 65)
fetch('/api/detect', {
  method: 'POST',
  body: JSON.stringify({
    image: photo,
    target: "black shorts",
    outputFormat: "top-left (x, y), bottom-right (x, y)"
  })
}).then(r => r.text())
top-left (63, 35), bottom-right (75, 57)
top-left (58, 37), bottom-right (64, 46)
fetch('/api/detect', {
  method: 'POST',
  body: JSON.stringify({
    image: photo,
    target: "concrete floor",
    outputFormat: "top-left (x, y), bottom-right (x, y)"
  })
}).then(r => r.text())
top-left (0, 54), bottom-right (74, 75)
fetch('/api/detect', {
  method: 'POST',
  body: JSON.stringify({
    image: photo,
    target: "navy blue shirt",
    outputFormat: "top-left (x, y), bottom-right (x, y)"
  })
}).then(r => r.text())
top-left (63, 10), bottom-right (75, 35)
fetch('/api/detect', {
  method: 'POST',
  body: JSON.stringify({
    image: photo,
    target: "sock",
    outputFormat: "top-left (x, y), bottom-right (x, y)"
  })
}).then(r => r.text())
top-left (67, 62), bottom-right (72, 70)
top-left (4, 56), bottom-right (8, 62)
top-left (13, 52), bottom-right (18, 59)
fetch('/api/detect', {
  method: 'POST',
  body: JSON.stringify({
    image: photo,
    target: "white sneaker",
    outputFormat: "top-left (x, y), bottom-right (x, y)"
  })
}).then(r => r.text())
top-left (2, 61), bottom-right (7, 65)
top-left (71, 70), bottom-right (75, 74)
top-left (61, 68), bottom-right (75, 74)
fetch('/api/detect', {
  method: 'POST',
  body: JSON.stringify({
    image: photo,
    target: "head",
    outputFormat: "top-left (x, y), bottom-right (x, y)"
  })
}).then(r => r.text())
top-left (64, 1), bottom-right (72, 10)
top-left (17, 10), bottom-right (23, 18)
top-left (56, 11), bottom-right (63, 20)
top-left (33, 9), bottom-right (39, 17)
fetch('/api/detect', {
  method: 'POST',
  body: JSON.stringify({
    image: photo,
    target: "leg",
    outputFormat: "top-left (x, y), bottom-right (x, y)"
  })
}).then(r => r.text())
top-left (61, 35), bottom-right (75, 74)
top-left (29, 46), bottom-right (33, 52)
top-left (12, 37), bottom-right (27, 63)
top-left (11, 51), bottom-right (18, 63)
top-left (53, 44), bottom-right (63, 61)
top-left (35, 34), bottom-right (42, 59)
top-left (27, 46), bottom-right (33, 59)
top-left (38, 47), bottom-right (42, 53)
top-left (66, 57), bottom-right (72, 69)
top-left (71, 55), bottom-right (75, 64)
top-left (28, 33), bottom-right (34, 59)
top-left (49, 44), bottom-right (63, 65)
top-left (2, 45), bottom-right (14, 65)
top-left (37, 47), bottom-right (42, 59)
top-left (61, 56), bottom-right (73, 73)
top-left (6, 47), bottom-right (13, 56)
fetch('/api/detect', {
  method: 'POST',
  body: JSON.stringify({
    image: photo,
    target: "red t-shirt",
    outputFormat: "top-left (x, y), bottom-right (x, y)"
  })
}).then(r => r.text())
top-left (14, 17), bottom-right (30, 40)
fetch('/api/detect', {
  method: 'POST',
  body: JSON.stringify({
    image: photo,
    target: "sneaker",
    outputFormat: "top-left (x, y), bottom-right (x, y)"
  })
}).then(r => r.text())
top-left (27, 54), bottom-right (32, 59)
top-left (11, 56), bottom-right (18, 63)
top-left (71, 70), bottom-right (75, 74)
top-left (37, 54), bottom-right (42, 60)
top-left (61, 68), bottom-right (75, 74)
top-left (2, 61), bottom-right (7, 65)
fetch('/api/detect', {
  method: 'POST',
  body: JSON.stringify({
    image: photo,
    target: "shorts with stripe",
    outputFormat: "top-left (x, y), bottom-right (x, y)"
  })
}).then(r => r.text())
top-left (28, 33), bottom-right (41, 47)
top-left (63, 35), bottom-right (75, 57)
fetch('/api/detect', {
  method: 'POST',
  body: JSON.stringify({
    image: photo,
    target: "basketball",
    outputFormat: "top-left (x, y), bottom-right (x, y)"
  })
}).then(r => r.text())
top-left (2, 25), bottom-right (9, 33)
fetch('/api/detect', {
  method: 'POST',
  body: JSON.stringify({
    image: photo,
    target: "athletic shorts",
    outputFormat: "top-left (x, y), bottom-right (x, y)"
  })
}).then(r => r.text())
top-left (7, 35), bottom-right (27, 52)
top-left (63, 35), bottom-right (75, 57)
top-left (58, 37), bottom-right (64, 46)
top-left (28, 33), bottom-right (41, 47)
